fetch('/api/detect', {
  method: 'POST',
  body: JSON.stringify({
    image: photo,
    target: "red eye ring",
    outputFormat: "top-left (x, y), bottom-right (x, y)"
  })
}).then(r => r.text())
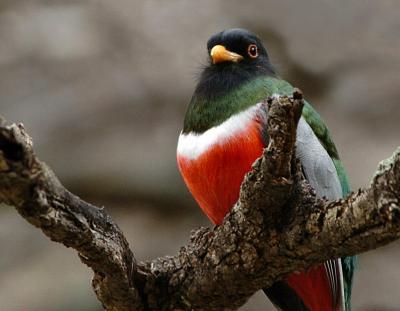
top-left (248, 44), bottom-right (258, 58)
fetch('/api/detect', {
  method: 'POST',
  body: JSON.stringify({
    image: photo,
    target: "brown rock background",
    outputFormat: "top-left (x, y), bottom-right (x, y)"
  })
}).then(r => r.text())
top-left (0, 1), bottom-right (399, 310)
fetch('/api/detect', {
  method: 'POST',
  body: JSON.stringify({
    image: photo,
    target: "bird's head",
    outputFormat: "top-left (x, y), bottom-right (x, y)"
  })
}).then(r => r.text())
top-left (205, 28), bottom-right (274, 74)
top-left (192, 29), bottom-right (276, 100)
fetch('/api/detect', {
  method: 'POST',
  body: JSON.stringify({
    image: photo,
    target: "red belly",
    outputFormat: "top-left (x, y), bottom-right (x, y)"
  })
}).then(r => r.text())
top-left (177, 121), bottom-right (264, 225)
top-left (177, 120), bottom-right (335, 311)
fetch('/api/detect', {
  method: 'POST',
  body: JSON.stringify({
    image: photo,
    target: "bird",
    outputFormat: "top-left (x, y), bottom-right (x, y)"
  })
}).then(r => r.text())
top-left (176, 28), bottom-right (355, 311)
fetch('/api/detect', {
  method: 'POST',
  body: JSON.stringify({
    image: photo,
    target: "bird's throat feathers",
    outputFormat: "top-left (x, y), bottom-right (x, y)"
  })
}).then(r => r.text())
top-left (183, 74), bottom-right (277, 134)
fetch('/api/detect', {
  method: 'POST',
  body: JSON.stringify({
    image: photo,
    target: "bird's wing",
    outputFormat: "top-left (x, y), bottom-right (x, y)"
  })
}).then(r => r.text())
top-left (272, 78), bottom-right (355, 309)
top-left (263, 116), bottom-right (345, 311)
top-left (302, 100), bottom-right (356, 311)
top-left (295, 117), bottom-right (345, 311)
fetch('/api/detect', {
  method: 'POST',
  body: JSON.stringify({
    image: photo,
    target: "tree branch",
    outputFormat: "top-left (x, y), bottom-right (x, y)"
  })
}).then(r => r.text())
top-left (0, 92), bottom-right (399, 310)
top-left (0, 119), bottom-right (144, 310)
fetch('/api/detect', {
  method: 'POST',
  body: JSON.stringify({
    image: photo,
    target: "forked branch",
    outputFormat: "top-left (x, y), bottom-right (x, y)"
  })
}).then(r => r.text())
top-left (0, 92), bottom-right (399, 310)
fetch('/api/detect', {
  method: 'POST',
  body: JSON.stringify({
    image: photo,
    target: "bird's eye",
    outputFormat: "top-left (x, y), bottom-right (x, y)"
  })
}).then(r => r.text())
top-left (247, 44), bottom-right (258, 58)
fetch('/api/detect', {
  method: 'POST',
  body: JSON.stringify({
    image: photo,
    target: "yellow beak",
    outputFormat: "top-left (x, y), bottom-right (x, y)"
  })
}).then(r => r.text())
top-left (210, 45), bottom-right (243, 64)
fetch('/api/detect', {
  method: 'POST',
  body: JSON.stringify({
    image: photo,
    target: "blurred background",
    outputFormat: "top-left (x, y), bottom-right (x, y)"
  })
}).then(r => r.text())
top-left (0, 0), bottom-right (399, 310)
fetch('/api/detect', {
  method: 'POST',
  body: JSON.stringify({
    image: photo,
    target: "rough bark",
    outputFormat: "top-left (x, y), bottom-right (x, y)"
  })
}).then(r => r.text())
top-left (0, 91), bottom-right (399, 311)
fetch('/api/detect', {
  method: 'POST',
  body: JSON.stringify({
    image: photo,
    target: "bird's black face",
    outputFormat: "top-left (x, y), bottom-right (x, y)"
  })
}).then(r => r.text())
top-left (191, 28), bottom-right (276, 104)
top-left (206, 28), bottom-right (272, 70)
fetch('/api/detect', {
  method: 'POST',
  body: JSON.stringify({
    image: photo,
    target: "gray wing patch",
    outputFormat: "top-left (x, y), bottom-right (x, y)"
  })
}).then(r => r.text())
top-left (296, 117), bottom-right (345, 311)
top-left (296, 117), bottom-right (342, 200)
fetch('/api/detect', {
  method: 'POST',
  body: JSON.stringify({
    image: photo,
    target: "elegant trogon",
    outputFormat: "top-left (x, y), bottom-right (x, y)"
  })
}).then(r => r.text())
top-left (177, 28), bottom-right (355, 311)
